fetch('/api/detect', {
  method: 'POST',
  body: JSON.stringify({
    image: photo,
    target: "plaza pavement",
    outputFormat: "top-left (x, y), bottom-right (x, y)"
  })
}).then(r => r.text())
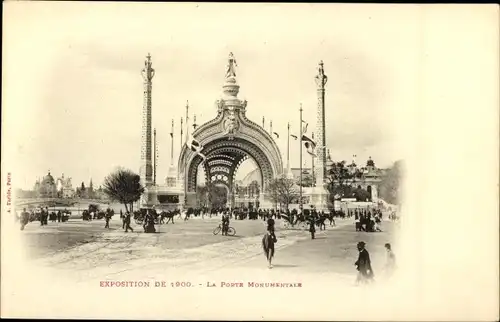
top-left (20, 215), bottom-right (397, 286)
top-left (4, 215), bottom-right (407, 320)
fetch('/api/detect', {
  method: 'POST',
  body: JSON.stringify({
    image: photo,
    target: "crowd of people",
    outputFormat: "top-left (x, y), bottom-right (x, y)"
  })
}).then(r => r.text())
top-left (354, 209), bottom-right (384, 232)
top-left (16, 206), bottom-right (116, 231)
top-left (17, 207), bottom-right (72, 230)
top-left (18, 203), bottom-right (397, 283)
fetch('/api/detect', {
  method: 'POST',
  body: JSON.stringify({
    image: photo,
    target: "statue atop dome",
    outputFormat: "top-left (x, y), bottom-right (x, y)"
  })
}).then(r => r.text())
top-left (366, 156), bottom-right (375, 168)
top-left (225, 52), bottom-right (237, 78)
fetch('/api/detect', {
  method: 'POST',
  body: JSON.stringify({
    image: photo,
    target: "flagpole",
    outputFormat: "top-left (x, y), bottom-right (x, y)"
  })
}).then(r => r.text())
top-left (262, 116), bottom-right (265, 129)
top-left (311, 132), bottom-right (315, 187)
top-left (299, 104), bottom-right (303, 211)
top-left (170, 119), bottom-right (174, 165)
top-left (287, 122), bottom-right (290, 172)
top-left (153, 128), bottom-right (157, 186)
top-left (185, 100), bottom-right (189, 143)
top-left (184, 100), bottom-right (189, 210)
top-left (180, 117), bottom-right (183, 152)
top-left (270, 120), bottom-right (273, 135)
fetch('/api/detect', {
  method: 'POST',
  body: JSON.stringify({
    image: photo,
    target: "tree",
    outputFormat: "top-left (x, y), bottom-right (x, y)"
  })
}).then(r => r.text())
top-left (326, 161), bottom-right (359, 211)
top-left (378, 160), bottom-right (404, 206)
top-left (103, 168), bottom-right (144, 212)
top-left (196, 185), bottom-right (210, 208)
top-left (267, 177), bottom-right (299, 210)
top-left (78, 182), bottom-right (87, 199)
top-left (206, 183), bottom-right (227, 209)
top-left (300, 174), bottom-right (314, 187)
top-left (354, 186), bottom-right (371, 202)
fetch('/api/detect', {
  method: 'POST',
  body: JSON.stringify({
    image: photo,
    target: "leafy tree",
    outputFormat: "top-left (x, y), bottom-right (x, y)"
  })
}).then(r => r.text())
top-left (206, 183), bottom-right (227, 209)
top-left (300, 174), bottom-right (314, 187)
top-left (103, 168), bottom-right (144, 212)
top-left (354, 186), bottom-right (371, 202)
top-left (196, 185), bottom-right (210, 208)
top-left (326, 161), bottom-right (360, 211)
top-left (267, 177), bottom-right (299, 210)
top-left (378, 160), bottom-right (403, 205)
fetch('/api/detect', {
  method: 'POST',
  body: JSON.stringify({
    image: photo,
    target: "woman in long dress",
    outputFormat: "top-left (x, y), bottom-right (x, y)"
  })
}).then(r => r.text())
top-left (262, 227), bottom-right (277, 268)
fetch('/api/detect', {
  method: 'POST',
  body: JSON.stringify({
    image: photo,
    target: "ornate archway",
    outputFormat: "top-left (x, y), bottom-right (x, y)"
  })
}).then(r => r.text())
top-left (178, 53), bottom-right (283, 207)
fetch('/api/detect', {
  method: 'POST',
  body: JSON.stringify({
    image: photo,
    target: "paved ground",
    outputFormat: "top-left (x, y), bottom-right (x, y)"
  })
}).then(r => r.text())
top-left (19, 215), bottom-right (397, 284)
top-left (2, 216), bottom-right (403, 320)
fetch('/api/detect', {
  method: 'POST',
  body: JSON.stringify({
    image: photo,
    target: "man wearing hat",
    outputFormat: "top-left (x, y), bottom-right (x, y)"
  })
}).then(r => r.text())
top-left (354, 241), bottom-right (374, 284)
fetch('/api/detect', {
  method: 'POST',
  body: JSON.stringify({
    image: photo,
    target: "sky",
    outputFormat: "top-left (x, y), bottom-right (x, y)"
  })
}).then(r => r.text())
top-left (3, 2), bottom-right (418, 190)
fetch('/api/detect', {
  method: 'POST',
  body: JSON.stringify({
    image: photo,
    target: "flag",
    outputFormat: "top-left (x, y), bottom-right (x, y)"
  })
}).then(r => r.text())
top-left (273, 132), bottom-right (279, 139)
top-left (186, 137), bottom-right (207, 161)
top-left (169, 132), bottom-right (173, 138)
top-left (290, 134), bottom-right (298, 140)
top-left (302, 134), bottom-right (316, 156)
top-left (301, 120), bottom-right (308, 134)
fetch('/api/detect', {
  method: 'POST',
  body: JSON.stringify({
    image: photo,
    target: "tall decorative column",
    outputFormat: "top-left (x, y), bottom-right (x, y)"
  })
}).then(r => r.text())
top-left (140, 53), bottom-right (156, 208)
top-left (313, 60), bottom-right (329, 211)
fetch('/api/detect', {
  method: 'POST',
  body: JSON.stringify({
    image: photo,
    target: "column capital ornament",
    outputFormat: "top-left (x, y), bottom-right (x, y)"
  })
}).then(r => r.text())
top-left (315, 60), bottom-right (328, 88)
top-left (141, 53), bottom-right (155, 82)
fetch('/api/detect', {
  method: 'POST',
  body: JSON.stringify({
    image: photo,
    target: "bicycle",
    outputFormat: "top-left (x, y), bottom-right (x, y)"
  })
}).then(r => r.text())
top-left (213, 224), bottom-right (236, 236)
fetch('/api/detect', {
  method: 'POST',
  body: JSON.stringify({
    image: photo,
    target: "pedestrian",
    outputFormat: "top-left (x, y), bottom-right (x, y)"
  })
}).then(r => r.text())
top-left (309, 216), bottom-right (316, 239)
top-left (104, 213), bottom-right (111, 229)
top-left (40, 209), bottom-right (45, 226)
top-left (354, 241), bottom-right (374, 285)
top-left (143, 210), bottom-right (150, 232)
top-left (384, 243), bottom-right (396, 278)
top-left (262, 226), bottom-right (277, 269)
top-left (221, 212), bottom-right (230, 236)
top-left (266, 215), bottom-right (276, 240)
top-left (20, 208), bottom-right (30, 230)
top-left (374, 215), bottom-right (382, 232)
top-left (124, 212), bottom-right (133, 232)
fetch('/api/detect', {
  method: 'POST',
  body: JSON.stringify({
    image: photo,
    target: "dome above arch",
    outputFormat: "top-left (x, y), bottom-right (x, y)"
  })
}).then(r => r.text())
top-left (177, 52), bottom-right (283, 201)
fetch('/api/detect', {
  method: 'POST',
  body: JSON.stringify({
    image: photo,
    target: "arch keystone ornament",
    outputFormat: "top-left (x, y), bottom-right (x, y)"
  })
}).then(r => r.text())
top-left (178, 53), bottom-right (283, 208)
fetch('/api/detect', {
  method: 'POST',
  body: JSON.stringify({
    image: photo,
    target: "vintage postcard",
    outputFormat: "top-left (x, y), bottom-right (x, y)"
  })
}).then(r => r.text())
top-left (2, 2), bottom-right (498, 320)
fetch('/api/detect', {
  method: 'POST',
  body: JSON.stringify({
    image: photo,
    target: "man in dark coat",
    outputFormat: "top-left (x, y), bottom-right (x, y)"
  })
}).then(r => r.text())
top-left (104, 212), bottom-right (111, 229)
top-left (262, 227), bottom-right (277, 269)
top-left (354, 241), bottom-right (374, 284)
top-left (124, 212), bottom-right (134, 232)
top-left (309, 215), bottom-right (316, 239)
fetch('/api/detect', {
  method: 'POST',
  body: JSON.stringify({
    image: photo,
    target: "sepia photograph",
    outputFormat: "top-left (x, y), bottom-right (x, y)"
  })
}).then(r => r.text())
top-left (2, 2), bottom-right (498, 321)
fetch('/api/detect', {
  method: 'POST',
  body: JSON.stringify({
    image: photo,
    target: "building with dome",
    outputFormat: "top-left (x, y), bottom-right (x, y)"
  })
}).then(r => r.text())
top-left (34, 171), bottom-right (58, 198)
top-left (56, 173), bottom-right (75, 198)
top-left (17, 171), bottom-right (76, 199)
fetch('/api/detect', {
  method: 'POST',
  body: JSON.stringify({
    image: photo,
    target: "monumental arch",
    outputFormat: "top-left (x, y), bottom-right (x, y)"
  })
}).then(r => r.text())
top-left (178, 53), bottom-right (284, 208)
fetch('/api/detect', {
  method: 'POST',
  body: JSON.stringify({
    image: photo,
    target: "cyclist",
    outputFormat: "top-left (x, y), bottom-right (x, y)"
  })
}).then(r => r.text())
top-left (221, 212), bottom-right (230, 236)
